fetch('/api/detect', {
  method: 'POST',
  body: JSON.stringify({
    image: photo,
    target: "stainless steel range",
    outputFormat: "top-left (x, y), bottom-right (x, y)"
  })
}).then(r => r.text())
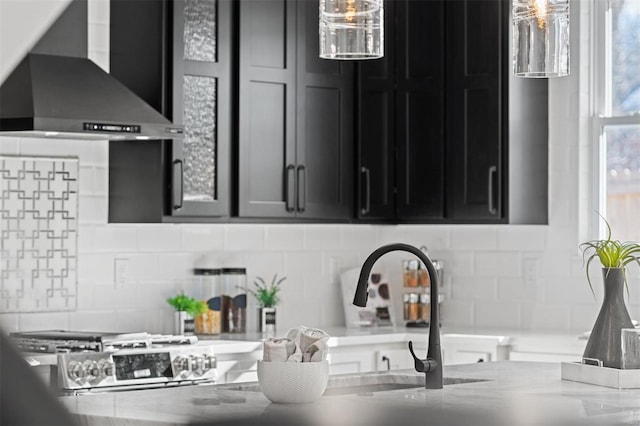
top-left (57, 345), bottom-right (216, 394)
top-left (11, 331), bottom-right (217, 395)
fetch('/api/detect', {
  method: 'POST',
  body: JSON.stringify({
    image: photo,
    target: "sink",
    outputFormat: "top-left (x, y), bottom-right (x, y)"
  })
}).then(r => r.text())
top-left (225, 374), bottom-right (487, 396)
top-left (323, 376), bottom-right (487, 396)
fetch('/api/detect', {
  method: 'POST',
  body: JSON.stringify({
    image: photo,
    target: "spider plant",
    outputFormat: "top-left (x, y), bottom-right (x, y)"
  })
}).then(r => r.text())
top-left (580, 214), bottom-right (640, 297)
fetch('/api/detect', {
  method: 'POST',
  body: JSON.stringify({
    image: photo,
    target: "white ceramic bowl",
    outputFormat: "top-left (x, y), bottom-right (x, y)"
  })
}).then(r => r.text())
top-left (257, 361), bottom-right (329, 404)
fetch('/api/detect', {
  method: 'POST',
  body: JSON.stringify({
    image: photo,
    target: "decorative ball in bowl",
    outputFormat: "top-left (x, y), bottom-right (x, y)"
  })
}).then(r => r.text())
top-left (257, 361), bottom-right (329, 404)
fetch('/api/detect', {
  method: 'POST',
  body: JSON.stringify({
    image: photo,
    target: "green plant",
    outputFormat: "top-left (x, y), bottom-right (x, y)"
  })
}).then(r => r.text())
top-left (167, 293), bottom-right (208, 316)
top-left (248, 274), bottom-right (286, 308)
top-left (167, 292), bottom-right (193, 311)
top-left (580, 213), bottom-right (640, 296)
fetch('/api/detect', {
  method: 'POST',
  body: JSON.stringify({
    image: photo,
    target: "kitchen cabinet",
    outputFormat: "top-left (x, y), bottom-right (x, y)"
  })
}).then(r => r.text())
top-left (507, 335), bottom-right (585, 363)
top-left (108, 0), bottom-right (232, 222)
top-left (237, 0), bottom-right (354, 220)
top-left (357, 0), bottom-right (445, 221)
top-left (357, 0), bottom-right (548, 224)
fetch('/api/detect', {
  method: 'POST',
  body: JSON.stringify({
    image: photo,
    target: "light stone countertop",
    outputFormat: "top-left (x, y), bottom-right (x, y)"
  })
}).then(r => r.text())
top-left (59, 361), bottom-right (640, 426)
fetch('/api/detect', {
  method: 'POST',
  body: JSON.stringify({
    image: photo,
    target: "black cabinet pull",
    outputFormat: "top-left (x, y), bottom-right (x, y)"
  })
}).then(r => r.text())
top-left (488, 165), bottom-right (497, 215)
top-left (173, 159), bottom-right (184, 210)
top-left (285, 164), bottom-right (296, 213)
top-left (297, 165), bottom-right (306, 213)
top-left (361, 166), bottom-right (371, 215)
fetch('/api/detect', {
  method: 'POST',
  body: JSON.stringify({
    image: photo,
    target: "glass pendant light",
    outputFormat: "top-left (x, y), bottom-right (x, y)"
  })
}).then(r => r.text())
top-left (513, 0), bottom-right (570, 77)
top-left (319, 0), bottom-right (383, 60)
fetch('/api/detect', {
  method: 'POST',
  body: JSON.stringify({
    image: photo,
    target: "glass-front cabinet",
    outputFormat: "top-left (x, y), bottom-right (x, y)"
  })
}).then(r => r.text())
top-left (171, 0), bottom-right (231, 217)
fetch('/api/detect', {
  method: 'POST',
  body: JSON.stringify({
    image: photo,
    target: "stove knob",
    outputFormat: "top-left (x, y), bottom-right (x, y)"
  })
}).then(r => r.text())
top-left (191, 355), bottom-right (205, 376)
top-left (173, 356), bottom-right (190, 377)
top-left (84, 360), bottom-right (99, 381)
top-left (97, 359), bottom-right (114, 378)
top-left (68, 360), bottom-right (86, 382)
top-left (203, 355), bottom-right (216, 371)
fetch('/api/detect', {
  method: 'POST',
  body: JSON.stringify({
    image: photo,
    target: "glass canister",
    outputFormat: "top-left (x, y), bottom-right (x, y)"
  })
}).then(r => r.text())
top-left (194, 268), bottom-right (221, 335)
top-left (221, 268), bottom-right (247, 333)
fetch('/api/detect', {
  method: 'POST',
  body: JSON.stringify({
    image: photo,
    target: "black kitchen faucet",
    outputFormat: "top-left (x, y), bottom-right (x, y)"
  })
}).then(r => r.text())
top-left (353, 243), bottom-right (443, 389)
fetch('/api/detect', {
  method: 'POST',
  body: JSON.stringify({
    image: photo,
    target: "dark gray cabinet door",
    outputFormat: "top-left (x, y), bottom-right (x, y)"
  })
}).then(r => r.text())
top-left (446, 0), bottom-right (503, 221)
top-left (237, 0), bottom-right (297, 218)
top-left (238, 0), bottom-right (354, 220)
top-left (171, 0), bottom-right (231, 217)
top-left (295, 0), bottom-right (354, 219)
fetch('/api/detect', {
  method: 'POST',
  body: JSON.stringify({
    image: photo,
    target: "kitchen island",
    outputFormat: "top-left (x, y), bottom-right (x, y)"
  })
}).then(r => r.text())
top-left (59, 361), bottom-right (640, 426)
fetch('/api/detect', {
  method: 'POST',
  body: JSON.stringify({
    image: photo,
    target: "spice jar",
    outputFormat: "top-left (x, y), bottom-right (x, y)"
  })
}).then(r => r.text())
top-left (419, 293), bottom-right (430, 322)
top-left (402, 260), bottom-right (419, 287)
top-left (403, 293), bottom-right (410, 320)
top-left (407, 293), bottom-right (419, 321)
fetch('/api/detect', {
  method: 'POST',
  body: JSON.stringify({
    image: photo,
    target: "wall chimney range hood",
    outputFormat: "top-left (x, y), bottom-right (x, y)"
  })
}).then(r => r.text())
top-left (0, 0), bottom-right (182, 141)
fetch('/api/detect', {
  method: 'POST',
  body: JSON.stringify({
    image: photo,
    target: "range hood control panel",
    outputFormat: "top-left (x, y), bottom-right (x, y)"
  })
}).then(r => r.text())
top-left (84, 122), bottom-right (141, 134)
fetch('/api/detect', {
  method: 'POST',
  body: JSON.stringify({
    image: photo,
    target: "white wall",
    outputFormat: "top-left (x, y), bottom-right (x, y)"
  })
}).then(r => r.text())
top-left (1, 0), bottom-right (638, 336)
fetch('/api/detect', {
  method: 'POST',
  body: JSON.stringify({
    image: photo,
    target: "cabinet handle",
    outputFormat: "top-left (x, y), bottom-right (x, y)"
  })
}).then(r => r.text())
top-left (488, 165), bottom-right (497, 215)
top-left (285, 164), bottom-right (296, 213)
top-left (173, 159), bottom-right (184, 210)
top-left (361, 166), bottom-right (370, 215)
top-left (297, 165), bottom-right (306, 213)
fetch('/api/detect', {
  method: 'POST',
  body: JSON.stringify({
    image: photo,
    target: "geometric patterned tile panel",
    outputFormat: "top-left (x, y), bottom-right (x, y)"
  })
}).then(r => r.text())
top-left (0, 156), bottom-right (78, 312)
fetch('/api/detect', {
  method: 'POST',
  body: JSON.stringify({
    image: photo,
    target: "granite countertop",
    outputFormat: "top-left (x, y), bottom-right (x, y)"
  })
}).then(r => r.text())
top-left (59, 361), bottom-right (640, 426)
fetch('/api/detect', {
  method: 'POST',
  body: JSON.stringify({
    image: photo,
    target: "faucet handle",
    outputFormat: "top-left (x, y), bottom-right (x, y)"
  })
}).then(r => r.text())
top-left (408, 341), bottom-right (436, 373)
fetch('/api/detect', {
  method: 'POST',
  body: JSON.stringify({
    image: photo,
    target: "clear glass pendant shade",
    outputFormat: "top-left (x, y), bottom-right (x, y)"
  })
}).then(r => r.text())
top-left (513, 0), bottom-right (570, 77)
top-left (319, 0), bottom-right (384, 60)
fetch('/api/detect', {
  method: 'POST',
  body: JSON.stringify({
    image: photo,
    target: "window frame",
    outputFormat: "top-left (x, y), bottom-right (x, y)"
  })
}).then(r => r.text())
top-left (591, 0), bottom-right (640, 236)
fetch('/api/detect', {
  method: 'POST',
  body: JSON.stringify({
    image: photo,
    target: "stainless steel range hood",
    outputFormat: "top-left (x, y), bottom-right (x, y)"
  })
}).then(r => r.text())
top-left (0, 0), bottom-right (182, 141)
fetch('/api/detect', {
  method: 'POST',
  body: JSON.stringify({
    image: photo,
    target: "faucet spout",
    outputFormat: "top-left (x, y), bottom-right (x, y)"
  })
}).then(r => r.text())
top-left (353, 243), bottom-right (443, 389)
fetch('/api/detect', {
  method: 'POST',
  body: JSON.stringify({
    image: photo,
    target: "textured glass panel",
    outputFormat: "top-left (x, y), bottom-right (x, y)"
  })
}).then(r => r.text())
top-left (184, 0), bottom-right (217, 62)
top-left (184, 75), bottom-right (217, 201)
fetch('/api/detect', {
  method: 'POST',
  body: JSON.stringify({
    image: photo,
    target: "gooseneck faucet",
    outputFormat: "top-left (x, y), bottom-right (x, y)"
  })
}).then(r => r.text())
top-left (353, 243), bottom-right (443, 389)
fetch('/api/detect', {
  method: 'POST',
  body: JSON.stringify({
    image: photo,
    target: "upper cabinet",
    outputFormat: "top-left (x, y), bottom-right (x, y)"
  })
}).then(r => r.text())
top-left (237, 0), bottom-right (354, 220)
top-left (357, 0), bottom-right (548, 224)
top-left (109, 0), bottom-right (232, 222)
top-left (171, 0), bottom-right (232, 217)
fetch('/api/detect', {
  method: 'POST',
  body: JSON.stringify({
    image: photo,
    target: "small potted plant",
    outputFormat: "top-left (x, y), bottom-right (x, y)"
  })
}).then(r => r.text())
top-left (249, 274), bottom-right (286, 334)
top-left (580, 214), bottom-right (640, 368)
top-left (167, 292), bottom-right (205, 335)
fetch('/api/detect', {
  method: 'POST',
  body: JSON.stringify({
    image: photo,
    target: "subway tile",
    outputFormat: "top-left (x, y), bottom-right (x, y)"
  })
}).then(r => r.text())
top-left (497, 277), bottom-right (546, 303)
top-left (79, 166), bottom-right (94, 194)
top-left (65, 140), bottom-right (108, 165)
top-left (497, 227), bottom-right (546, 251)
top-left (303, 225), bottom-right (341, 250)
top-left (540, 251), bottom-right (572, 276)
top-left (138, 225), bottom-right (182, 251)
top-left (76, 280), bottom-right (96, 310)
top-left (397, 225), bottom-right (452, 251)
top-left (181, 225), bottom-right (226, 251)
top-left (266, 225), bottom-right (304, 250)
top-left (88, 22), bottom-right (109, 52)
top-left (78, 225), bottom-right (96, 252)
top-left (79, 195), bottom-right (108, 224)
top-left (94, 225), bottom-right (138, 252)
top-left (155, 253), bottom-right (197, 281)
top-left (19, 312), bottom-right (70, 331)
top-left (451, 227), bottom-right (498, 250)
top-left (226, 225), bottom-right (266, 251)
top-left (68, 310), bottom-right (116, 331)
top-left (78, 253), bottom-right (115, 282)
top-left (284, 251), bottom-right (323, 282)
top-left (244, 251), bottom-right (286, 282)
top-left (521, 303), bottom-right (570, 331)
top-left (570, 305), bottom-right (599, 333)
top-left (92, 166), bottom-right (108, 195)
top-left (19, 139), bottom-right (72, 157)
top-left (115, 309), bottom-right (164, 334)
top-left (474, 302), bottom-right (521, 329)
top-left (440, 300), bottom-right (475, 328)
top-left (450, 277), bottom-right (498, 301)
top-left (0, 314), bottom-right (20, 333)
top-left (127, 255), bottom-right (160, 282)
top-left (0, 137), bottom-right (20, 155)
top-left (474, 252), bottom-right (521, 277)
top-left (341, 225), bottom-right (377, 251)
top-left (546, 277), bottom-right (594, 304)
